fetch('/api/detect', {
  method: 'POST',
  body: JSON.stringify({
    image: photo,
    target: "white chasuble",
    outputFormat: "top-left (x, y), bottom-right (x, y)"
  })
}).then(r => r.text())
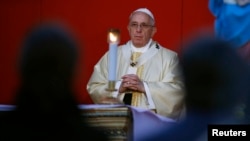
top-left (87, 40), bottom-right (186, 120)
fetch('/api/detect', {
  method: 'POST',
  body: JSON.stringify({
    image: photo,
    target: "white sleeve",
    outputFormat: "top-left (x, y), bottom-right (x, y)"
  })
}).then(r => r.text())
top-left (143, 81), bottom-right (156, 109)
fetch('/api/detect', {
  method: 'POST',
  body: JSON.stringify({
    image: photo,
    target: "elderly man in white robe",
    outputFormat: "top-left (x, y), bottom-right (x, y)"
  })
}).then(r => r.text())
top-left (87, 8), bottom-right (185, 120)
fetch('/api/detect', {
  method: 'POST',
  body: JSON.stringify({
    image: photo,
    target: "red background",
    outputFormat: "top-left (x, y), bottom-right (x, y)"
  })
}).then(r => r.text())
top-left (0, 0), bottom-right (214, 104)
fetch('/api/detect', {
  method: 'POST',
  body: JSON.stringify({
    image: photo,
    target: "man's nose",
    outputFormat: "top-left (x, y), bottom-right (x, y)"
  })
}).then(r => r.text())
top-left (136, 25), bottom-right (142, 31)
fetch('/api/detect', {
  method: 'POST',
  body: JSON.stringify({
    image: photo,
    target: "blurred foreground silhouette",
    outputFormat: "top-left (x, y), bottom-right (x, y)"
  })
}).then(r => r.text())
top-left (0, 23), bottom-right (108, 141)
top-left (138, 35), bottom-right (250, 141)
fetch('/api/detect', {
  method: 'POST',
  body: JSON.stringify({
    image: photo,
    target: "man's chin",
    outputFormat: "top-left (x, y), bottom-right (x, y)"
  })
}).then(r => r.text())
top-left (132, 41), bottom-right (144, 47)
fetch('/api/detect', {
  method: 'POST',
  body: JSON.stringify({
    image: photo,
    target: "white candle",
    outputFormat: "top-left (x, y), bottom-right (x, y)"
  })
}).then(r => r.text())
top-left (107, 30), bottom-right (120, 81)
top-left (108, 42), bottom-right (118, 81)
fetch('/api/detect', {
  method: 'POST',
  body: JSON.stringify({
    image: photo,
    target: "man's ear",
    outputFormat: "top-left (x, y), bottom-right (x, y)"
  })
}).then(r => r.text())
top-left (151, 27), bottom-right (157, 37)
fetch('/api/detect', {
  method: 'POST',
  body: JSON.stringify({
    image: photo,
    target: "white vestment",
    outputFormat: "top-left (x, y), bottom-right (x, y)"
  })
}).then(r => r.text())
top-left (87, 40), bottom-right (185, 120)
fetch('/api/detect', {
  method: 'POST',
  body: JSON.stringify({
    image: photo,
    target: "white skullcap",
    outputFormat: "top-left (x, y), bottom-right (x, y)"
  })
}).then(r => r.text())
top-left (131, 8), bottom-right (155, 21)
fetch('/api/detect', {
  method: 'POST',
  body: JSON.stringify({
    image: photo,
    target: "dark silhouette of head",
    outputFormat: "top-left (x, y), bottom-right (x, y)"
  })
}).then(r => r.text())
top-left (0, 23), bottom-right (108, 141)
top-left (138, 35), bottom-right (250, 141)
top-left (180, 36), bottom-right (250, 118)
top-left (17, 24), bottom-right (79, 114)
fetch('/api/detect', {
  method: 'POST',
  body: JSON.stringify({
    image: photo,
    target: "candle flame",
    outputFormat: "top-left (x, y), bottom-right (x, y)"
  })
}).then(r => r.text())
top-left (109, 32), bottom-right (118, 42)
top-left (107, 28), bottom-right (120, 43)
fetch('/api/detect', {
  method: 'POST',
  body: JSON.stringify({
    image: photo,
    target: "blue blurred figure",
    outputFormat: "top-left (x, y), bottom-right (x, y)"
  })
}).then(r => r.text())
top-left (209, 0), bottom-right (250, 63)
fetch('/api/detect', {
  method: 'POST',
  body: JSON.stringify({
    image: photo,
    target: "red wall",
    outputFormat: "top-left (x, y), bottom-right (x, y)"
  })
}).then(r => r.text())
top-left (0, 0), bottom-right (214, 104)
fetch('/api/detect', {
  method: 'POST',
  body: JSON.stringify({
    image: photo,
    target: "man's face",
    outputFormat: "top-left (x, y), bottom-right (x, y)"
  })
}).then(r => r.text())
top-left (127, 12), bottom-right (157, 47)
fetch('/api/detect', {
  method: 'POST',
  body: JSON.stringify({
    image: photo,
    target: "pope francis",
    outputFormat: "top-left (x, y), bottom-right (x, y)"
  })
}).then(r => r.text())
top-left (87, 8), bottom-right (185, 120)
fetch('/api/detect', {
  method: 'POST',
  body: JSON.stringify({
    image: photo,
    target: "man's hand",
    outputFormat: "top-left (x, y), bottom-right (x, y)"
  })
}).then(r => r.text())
top-left (119, 74), bottom-right (145, 93)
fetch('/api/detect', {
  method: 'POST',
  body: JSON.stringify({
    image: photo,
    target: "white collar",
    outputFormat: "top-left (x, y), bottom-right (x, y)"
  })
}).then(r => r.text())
top-left (131, 39), bottom-right (152, 53)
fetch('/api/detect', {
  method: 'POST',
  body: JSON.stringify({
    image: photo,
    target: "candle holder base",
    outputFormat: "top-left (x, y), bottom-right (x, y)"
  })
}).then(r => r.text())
top-left (101, 81), bottom-right (123, 104)
top-left (106, 81), bottom-right (116, 91)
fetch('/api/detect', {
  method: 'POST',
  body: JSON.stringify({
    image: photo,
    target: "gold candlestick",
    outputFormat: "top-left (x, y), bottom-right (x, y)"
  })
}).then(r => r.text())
top-left (106, 81), bottom-right (117, 92)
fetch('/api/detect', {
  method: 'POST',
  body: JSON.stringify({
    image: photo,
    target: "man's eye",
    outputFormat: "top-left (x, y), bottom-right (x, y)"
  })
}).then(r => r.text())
top-left (131, 23), bottom-right (138, 27)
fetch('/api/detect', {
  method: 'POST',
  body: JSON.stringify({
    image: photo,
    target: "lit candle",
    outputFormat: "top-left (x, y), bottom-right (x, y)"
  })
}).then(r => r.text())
top-left (107, 29), bottom-right (120, 82)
